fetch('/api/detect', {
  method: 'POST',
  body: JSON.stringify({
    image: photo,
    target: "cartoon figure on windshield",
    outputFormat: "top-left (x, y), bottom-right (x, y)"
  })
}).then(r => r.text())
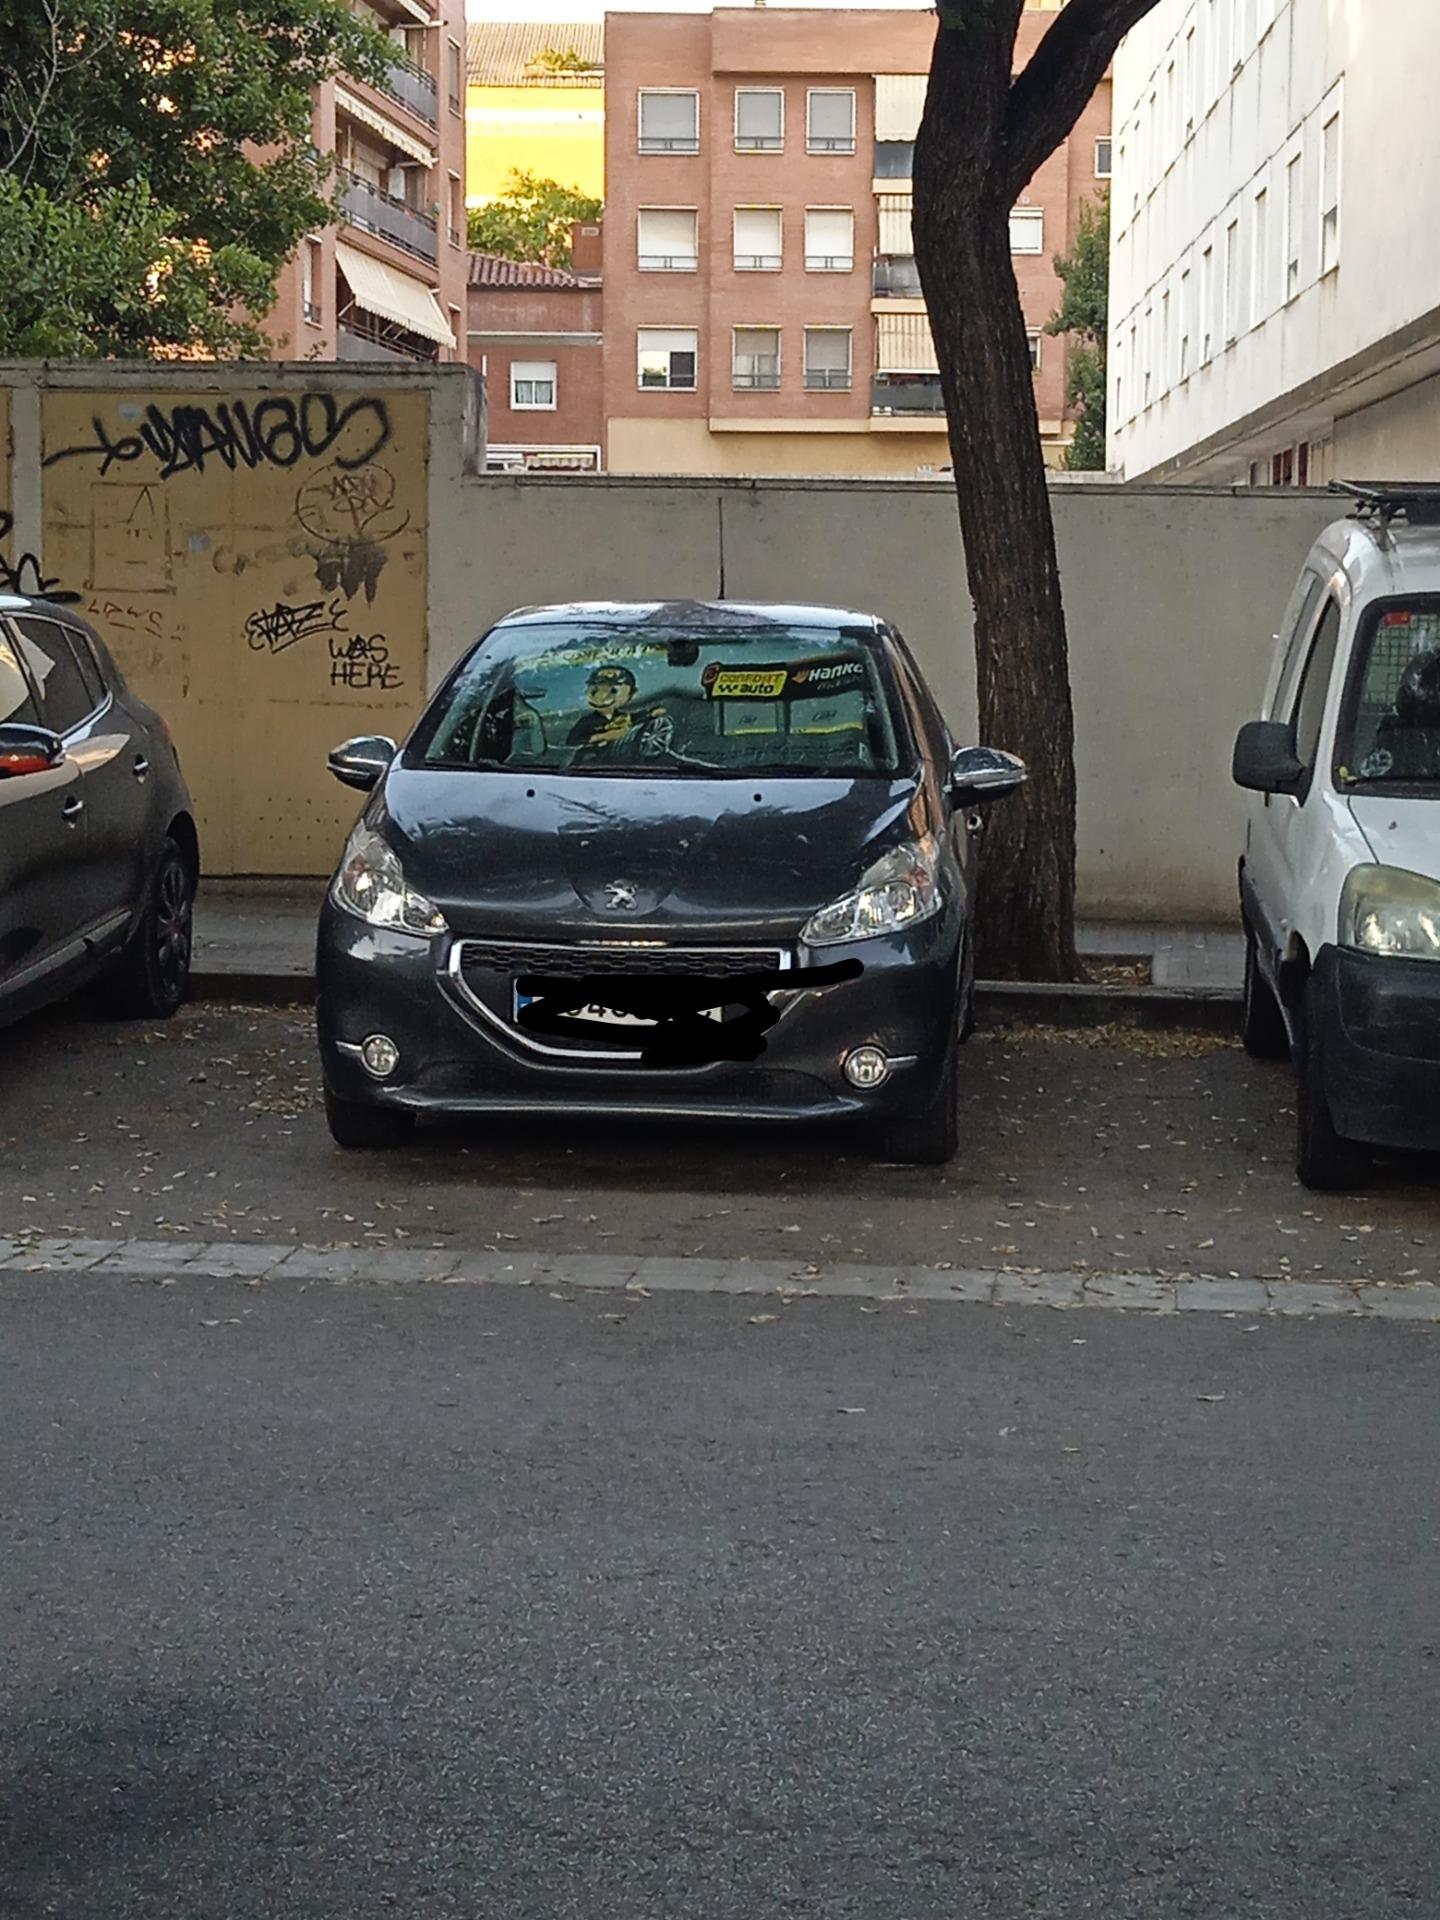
top-left (568, 663), bottom-right (675, 760)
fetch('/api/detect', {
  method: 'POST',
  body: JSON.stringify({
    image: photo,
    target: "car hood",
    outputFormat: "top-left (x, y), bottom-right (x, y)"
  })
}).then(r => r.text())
top-left (378, 766), bottom-right (924, 935)
top-left (1348, 794), bottom-right (1440, 879)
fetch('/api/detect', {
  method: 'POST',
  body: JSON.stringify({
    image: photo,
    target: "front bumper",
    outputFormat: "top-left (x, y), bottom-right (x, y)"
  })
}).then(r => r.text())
top-left (315, 897), bottom-right (960, 1126)
top-left (1313, 943), bottom-right (1440, 1153)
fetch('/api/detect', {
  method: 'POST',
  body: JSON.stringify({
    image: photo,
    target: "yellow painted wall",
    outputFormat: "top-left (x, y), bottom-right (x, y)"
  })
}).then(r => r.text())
top-left (465, 83), bottom-right (605, 205)
top-left (39, 386), bottom-right (430, 875)
top-left (606, 416), bottom-right (955, 480)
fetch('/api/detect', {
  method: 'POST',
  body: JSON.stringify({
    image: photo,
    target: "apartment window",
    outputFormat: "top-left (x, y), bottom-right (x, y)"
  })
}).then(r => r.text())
top-left (1179, 265), bottom-right (1192, 379)
top-left (1200, 242), bottom-right (1214, 362)
top-left (734, 206), bottom-right (783, 271)
top-left (1297, 440), bottom-right (1310, 486)
top-left (1094, 137), bottom-right (1112, 179)
top-left (1184, 25), bottom-right (1197, 136)
top-left (448, 307), bottom-right (461, 362)
top-left (638, 328), bottom-right (698, 390)
top-left (302, 239), bottom-right (321, 325)
top-left (449, 174), bottom-right (463, 250)
top-left (511, 361), bottom-right (557, 410)
top-left (1009, 207), bottom-right (1044, 254)
top-left (1224, 218), bottom-right (1240, 343)
top-left (804, 207), bottom-right (854, 272)
top-left (875, 141), bottom-right (914, 179)
top-left (637, 207), bottom-right (699, 271)
top-left (1142, 304), bottom-right (1152, 406)
top-left (1251, 187), bottom-right (1268, 324)
top-left (1321, 110), bottom-right (1341, 274)
top-left (447, 38), bottom-right (462, 113)
top-left (735, 88), bottom-right (783, 152)
top-left (1285, 151), bottom-right (1303, 299)
top-left (1026, 330), bottom-right (1042, 373)
top-left (807, 89), bottom-right (855, 154)
top-left (639, 89), bottom-right (699, 154)
top-left (733, 326), bottom-right (781, 391)
top-left (1160, 289), bottom-right (1172, 389)
top-left (804, 327), bottom-right (852, 390)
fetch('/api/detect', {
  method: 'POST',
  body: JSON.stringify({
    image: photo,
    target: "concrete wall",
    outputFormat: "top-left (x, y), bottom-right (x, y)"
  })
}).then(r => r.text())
top-left (428, 474), bottom-right (1339, 922)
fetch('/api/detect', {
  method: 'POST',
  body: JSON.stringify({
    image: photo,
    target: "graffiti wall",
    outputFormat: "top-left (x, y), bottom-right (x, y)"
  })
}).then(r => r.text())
top-left (39, 385), bottom-right (429, 873)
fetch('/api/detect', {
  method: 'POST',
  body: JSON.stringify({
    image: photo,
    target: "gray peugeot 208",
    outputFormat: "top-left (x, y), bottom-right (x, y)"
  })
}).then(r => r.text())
top-left (315, 601), bottom-right (1023, 1164)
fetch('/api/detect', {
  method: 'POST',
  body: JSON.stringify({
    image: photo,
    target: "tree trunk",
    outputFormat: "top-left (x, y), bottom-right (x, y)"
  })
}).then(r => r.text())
top-left (914, 19), bottom-right (1083, 982)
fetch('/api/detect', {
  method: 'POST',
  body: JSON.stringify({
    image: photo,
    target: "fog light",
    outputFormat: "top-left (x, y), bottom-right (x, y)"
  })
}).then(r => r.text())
top-left (844, 1045), bottom-right (891, 1090)
top-left (360, 1033), bottom-right (400, 1080)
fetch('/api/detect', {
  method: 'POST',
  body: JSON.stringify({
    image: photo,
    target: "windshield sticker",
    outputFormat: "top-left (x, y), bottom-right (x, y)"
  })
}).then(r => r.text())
top-left (704, 665), bottom-right (790, 700)
top-left (788, 658), bottom-right (868, 697)
top-left (1360, 747), bottom-right (1395, 779)
top-left (702, 657), bottom-right (869, 702)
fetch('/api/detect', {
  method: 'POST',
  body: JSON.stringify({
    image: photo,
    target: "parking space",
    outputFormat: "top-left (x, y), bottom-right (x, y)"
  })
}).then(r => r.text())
top-left (3, 1002), bottom-right (1438, 1286)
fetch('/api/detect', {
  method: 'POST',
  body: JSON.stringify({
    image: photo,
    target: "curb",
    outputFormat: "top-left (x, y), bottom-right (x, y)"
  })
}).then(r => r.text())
top-left (190, 967), bottom-right (1242, 1033)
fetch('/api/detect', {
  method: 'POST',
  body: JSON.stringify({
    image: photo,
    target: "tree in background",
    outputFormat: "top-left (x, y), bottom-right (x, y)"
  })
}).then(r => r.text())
top-left (913, 0), bottom-right (1157, 980)
top-left (467, 170), bottom-right (604, 270)
top-left (0, 0), bottom-right (391, 359)
top-left (1047, 194), bottom-right (1110, 472)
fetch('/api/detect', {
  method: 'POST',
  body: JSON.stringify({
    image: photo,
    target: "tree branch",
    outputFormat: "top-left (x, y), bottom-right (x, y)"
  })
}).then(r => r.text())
top-left (1003, 0), bottom-right (1160, 201)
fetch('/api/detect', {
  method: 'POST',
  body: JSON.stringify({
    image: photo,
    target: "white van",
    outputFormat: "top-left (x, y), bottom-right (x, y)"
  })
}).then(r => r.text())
top-left (1233, 484), bottom-right (1440, 1191)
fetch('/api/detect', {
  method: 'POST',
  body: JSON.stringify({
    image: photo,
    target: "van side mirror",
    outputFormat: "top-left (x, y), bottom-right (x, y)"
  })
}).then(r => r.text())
top-left (1232, 719), bottom-right (1305, 795)
top-left (0, 722), bottom-right (65, 778)
top-left (328, 735), bottom-right (397, 792)
top-left (949, 745), bottom-right (1027, 806)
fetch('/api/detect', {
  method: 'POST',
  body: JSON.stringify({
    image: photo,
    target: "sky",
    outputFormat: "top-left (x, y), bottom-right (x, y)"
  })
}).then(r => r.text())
top-left (466, 0), bottom-right (931, 19)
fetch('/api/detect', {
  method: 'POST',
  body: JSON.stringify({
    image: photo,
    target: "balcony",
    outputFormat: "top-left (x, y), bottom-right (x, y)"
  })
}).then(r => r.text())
top-left (871, 376), bottom-right (945, 416)
top-left (377, 51), bottom-right (438, 127)
top-left (339, 170), bottom-right (438, 264)
top-left (873, 257), bottom-right (923, 299)
top-left (338, 319), bottom-right (437, 364)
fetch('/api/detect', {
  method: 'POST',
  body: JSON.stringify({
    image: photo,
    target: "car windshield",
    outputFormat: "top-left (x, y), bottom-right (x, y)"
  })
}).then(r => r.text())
top-left (1337, 598), bottom-right (1440, 790)
top-left (413, 617), bottom-right (906, 778)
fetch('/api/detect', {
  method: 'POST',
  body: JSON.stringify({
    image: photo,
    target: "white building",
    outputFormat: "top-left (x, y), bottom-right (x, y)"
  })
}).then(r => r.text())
top-left (1109, 0), bottom-right (1440, 486)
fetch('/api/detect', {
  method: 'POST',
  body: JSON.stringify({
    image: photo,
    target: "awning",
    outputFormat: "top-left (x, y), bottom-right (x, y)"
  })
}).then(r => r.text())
top-left (876, 311), bottom-right (938, 374)
top-left (875, 74), bottom-right (926, 143)
top-left (334, 85), bottom-right (435, 166)
top-left (335, 241), bottom-right (455, 347)
top-left (878, 194), bottom-right (913, 256)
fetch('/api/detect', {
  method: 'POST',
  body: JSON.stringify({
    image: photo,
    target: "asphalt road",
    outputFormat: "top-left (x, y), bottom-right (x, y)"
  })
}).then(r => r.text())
top-left (3, 1273), bottom-right (1437, 1919)
top-left (2, 1003), bottom-right (1439, 1285)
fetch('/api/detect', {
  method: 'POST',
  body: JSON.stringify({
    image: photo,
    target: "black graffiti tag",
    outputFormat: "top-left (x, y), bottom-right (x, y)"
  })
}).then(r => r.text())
top-left (329, 632), bottom-right (403, 692)
top-left (43, 393), bottom-right (392, 482)
top-left (0, 511), bottom-right (80, 604)
top-left (245, 597), bottom-right (349, 655)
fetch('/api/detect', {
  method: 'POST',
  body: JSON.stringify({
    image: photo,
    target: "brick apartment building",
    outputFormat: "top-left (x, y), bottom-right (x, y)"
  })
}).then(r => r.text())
top-left (267, 0), bottom-right (469, 367)
top-left (602, 4), bottom-right (1113, 477)
top-left (468, 223), bottom-right (606, 471)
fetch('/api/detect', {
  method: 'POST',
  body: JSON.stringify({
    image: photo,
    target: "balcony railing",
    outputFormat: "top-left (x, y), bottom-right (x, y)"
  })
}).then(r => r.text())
top-left (871, 377), bottom-right (945, 416)
top-left (339, 170), bottom-right (437, 264)
top-left (338, 319), bottom-right (437, 364)
top-left (733, 362), bottom-right (781, 390)
top-left (638, 252), bottom-right (698, 271)
top-left (377, 52), bottom-right (438, 127)
top-left (805, 253), bottom-right (854, 272)
top-left (734, 252), bottom-right (781, 271)
top-left (873, 257), bottom-right (923, 298)
top-left (805, 367), bottom-right (851, 390)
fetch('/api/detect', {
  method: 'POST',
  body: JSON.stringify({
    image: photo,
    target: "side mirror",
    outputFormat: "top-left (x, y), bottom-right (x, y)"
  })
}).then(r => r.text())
top-left (1232, 719), bottom-right (1304, 795)
top-left (949, 745), bottom-right (1028, 806)
top-left (328, 734), bottom-right (397, 792)
top-left (0, 722), bottom-right (65, 779)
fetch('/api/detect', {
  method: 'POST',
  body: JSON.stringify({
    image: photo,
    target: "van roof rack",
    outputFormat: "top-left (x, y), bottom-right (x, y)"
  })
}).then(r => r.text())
top-left (1331, 480), bottom-right (1440, 531)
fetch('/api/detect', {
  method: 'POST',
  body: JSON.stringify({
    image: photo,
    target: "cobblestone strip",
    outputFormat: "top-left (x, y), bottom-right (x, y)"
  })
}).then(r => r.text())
top-left (0, 1236), bottom-right (1436, 1322)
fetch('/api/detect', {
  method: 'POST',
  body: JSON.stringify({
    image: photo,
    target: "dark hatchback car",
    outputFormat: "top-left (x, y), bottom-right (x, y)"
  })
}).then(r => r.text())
top-left (0, 595), bottom-right (198, 1028)
top-left (316, 601), bottom-right (1024, 1163)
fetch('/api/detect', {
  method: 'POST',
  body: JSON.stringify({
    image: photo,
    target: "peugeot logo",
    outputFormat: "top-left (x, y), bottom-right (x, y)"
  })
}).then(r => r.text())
top-left (604, 880), bottom-right (639, 912)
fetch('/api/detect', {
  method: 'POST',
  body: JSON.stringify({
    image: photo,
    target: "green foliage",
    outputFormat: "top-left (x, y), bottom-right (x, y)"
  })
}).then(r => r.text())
top-left (467, 170), bottom-right (603, 270)
top-left (0, 0), bottom-right (393, 358)
top-left (1045, 194), bottom-right (1110, 470)
top-left (528, 46), bottom-right (599, 75)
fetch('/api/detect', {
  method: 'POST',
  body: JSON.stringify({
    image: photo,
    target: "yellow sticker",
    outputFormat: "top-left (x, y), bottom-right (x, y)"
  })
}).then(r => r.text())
top-left (706, 667), bottom-right (788, 700)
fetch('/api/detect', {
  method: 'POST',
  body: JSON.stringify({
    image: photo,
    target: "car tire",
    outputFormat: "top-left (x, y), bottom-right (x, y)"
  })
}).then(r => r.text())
top-left (324, 1086), bottom-right (417, 1151)
top-left (1241, 917), bottom-right (1289, 1059)
top-left (1295, 982), bottom-right (1371, 1192)
top-left (880, 1017), bottom-right (960, 1166)
top-left (103, 839), bottom-right (194, 1020)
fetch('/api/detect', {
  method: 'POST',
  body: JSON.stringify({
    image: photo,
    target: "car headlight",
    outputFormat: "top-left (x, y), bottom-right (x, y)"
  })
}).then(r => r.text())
top-left (1339, 864), bottom-right (1440, 962)
top-left (333, 823), bottom-right (448, 938)
top-left (801, 835), bottom-right (944, 947)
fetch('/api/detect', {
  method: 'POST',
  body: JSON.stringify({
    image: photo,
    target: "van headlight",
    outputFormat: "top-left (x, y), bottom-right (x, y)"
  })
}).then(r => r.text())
top-left (802, 836), bottom-right (944, 947)
top-left (333, 823), bottom-right (448, 938)
top-left (1340, 864), bottom-right (1440, 961)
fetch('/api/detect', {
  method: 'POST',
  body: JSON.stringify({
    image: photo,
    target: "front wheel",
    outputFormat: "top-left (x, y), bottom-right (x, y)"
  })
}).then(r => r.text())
top-left (324, 1086), bottom-right (417, 1151)
top-left (103, 840), bottom-right (194, 1019)
top-left (1295, 983), bottom-right (1371, 1192)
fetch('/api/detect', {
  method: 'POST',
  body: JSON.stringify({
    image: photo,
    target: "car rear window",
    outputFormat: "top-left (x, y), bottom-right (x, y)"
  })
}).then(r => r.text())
top-left (1337, 598), bottom-right (1440, 788)
top-left (12, 616), bottom-right (100, 736)
top-left (413, 619), bottom-right (906, 778)
top-left (0, 630), bottom-right (41, 729)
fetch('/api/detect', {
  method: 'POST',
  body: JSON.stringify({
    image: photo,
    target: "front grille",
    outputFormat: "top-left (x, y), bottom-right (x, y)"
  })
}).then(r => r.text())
top-left (457, 940), bottom-right (787, 982)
